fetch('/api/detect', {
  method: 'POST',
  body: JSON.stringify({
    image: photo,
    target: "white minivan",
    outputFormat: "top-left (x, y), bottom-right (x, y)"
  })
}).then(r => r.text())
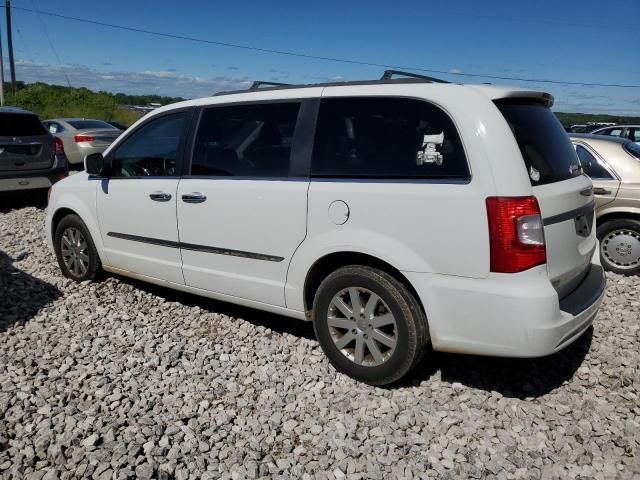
top-left (46, 71), bottom-right (606, 385)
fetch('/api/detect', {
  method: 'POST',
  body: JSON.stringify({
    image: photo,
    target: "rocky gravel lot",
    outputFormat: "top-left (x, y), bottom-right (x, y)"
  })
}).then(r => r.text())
top-left (0, 198), bottom-right (639, 479)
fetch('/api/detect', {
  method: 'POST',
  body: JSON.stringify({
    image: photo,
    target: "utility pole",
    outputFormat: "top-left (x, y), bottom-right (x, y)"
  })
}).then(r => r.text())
top-left (0, 5), bottom-right (4, 107)
top-left (6, 0), bottom-right (16, 96)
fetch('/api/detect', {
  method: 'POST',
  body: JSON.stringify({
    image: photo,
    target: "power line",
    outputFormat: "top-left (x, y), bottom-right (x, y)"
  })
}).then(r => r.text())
top-left (4, 4), bottom-right (640, 89)
top-left (13, 5), bottom-right (43, 84)
top-left (30, 0), bottom-right (71, 87)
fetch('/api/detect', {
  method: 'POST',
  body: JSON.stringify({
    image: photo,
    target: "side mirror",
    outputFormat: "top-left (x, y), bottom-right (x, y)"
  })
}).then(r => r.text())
top-left (85, 153), bottom-right (106, 176)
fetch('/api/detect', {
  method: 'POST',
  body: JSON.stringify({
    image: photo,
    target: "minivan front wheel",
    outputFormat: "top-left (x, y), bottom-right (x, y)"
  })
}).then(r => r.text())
top-left (597, 219), bottom-right (640, 276)
top-left (312, 266), bottom-right (428, 385)
top-left (54, 214), bottom-right (102, 282)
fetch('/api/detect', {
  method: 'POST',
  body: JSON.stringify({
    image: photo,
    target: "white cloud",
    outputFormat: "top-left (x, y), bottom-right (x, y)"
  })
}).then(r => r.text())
top-left (448, 68), bottom-right (462, 74)
top-left (13, 60), bottom-right (251, 98)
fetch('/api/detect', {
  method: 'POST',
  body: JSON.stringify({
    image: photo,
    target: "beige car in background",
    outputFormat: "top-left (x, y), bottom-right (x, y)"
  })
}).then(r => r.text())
top-left (42, 119), bottom-right (122, 168)
top-left (570, 134), bottom-right (640, 275)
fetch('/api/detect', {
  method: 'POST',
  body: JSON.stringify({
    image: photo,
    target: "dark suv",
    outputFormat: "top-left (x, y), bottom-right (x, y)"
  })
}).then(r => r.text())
top-left (0, 107), bottom-right (68, 192)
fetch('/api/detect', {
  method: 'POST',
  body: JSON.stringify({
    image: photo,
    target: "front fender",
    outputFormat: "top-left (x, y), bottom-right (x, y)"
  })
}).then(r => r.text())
top-left (47, 178), bottom-right (106, 265)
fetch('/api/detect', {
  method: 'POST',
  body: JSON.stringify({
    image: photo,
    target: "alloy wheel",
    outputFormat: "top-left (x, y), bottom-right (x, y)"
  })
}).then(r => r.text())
top-left (327, 287), bottom-right (398, 367)
top-left (60, 227), bottom-right (89, 277)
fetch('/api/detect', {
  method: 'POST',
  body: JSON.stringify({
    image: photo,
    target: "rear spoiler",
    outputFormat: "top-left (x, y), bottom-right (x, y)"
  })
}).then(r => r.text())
top-left (468, 85), bottom-right (555, 108)
top-left (494, 91), bottom-right (554, 108)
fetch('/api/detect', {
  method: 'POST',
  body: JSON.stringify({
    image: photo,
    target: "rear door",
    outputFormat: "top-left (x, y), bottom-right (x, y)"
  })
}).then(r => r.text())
top-left (0, 113), bottom-right (53, 172)
top-left (497, 103), bottom-right (598, 297)
top-left (573, 142), bottom-right (620, 209)
top-left (177, 99), bottom-right (315, 307)
top-left (97, 110), bottom-right (192, 283)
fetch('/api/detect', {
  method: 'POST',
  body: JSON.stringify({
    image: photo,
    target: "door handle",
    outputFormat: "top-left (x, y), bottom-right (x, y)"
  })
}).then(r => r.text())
top-left (149, 191), bottom-right (172, 202)
top-left (592, 187), bottom-right (611, 195)
top-left (181, 192), bottom-right (207, 203)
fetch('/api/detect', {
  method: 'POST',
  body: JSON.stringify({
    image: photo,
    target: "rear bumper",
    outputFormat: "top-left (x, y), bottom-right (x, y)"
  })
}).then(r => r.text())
top-left (0, 176), bottom-right (53, 192)
top-left (525, 264), bottom-right (605, 355)
top-left (404, 258), bottom-right (606, 358)
top-left (0, 155), bottom-right (68, 192)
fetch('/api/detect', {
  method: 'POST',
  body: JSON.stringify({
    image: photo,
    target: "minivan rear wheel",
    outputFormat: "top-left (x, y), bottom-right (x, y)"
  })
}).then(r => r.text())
top-left (54, 214), bottom-right (102, 282)
top-left (597, 219), bottom-right (640, 276)
top-left (312, 266), bottom-right (428, 385)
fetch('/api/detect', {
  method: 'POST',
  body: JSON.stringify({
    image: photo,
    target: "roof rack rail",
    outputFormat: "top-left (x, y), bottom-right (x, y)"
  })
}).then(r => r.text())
top-left (213, 71), bottom-right (452, 96)
top-left (380, 69), bottom-right (449, 84)
top-left (249, 81), bottom-right (292, 90)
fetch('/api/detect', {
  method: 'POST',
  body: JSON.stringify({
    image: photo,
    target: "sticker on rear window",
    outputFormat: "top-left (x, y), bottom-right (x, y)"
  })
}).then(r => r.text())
top-left (417, 132), bottom-right (444, 166)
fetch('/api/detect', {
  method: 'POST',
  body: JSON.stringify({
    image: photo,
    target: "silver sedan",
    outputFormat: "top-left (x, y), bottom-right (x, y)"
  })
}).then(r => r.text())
top-left (42, 118), bottom-right (122, 167)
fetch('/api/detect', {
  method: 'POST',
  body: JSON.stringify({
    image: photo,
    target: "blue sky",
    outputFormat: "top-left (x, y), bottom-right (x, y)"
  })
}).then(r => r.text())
top-left (3, 0), bottom-right (639, 114)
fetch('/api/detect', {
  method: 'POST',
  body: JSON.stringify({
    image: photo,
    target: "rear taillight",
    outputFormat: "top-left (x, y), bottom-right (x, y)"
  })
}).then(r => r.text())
top-left (486, 196), bottom-right (546, 273)
top-left (54, 137), bottom-right (65, 155)
top-left (74, 135), bottom-right (95, 143)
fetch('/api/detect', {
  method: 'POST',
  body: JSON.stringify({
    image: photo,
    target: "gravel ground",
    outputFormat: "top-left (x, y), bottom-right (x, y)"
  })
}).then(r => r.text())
top-left (0, 199), bottom-right (639, 479)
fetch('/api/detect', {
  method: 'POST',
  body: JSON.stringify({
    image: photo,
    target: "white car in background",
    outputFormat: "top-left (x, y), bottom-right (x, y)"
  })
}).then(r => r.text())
top-left (590, 125), bottom-right (640, 143)
top-left (45, 71), bottom-right (606, 385)
top-left (42, 118), bottom-right (122, 168)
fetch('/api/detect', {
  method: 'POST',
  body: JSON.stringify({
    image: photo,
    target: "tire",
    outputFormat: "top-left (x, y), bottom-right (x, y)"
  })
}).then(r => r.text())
top-left (597, 218), bottom-right (640, 275)
top-left (597, 219), bottom-right (640, 276)
top-left (312, 265), bottom-right (429, 386)
top-left (54, 214), bottom-right (102, 282)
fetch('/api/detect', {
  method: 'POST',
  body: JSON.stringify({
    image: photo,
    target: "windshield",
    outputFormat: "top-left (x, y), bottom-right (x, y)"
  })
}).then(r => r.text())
top-left (0, 113), bottom-right (47, 136)
top-left (496, 102), bottom-right (582, 185)
top-left (67, 120), bottom-right (114, 130)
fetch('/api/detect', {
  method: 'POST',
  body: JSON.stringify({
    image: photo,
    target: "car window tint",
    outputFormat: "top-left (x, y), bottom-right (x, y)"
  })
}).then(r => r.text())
top-left (111, 112), bottom-right (187, 178)
top-left (497, 102), bottom-right (581, 185)
top-left (311, 97), bottom-right (469, 179)
top-left (624, 142), bottom-right (640, 160)
top-left (0, 113), bottom-right (46, 136)
top-left (67, 120), bottom-right (114, 130)
top-left (191, 102), bottom-right (300, 178)
top-left (575, 145), bottom-right (612, 180)
top-left (632, 128), bottom-right (640, 142)
top-left (601, 128), bottom-right (622, 137)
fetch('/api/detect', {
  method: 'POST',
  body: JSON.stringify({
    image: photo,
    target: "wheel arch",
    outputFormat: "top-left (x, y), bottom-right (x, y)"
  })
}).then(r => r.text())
top-left (597, 209), bottom-right (640, 226)
top-left (302, 251), bottom-right (426, 318)
top-left (50, 203), bottom-right (106, 264)
top-left (51, 207), bottom-right (78, 236)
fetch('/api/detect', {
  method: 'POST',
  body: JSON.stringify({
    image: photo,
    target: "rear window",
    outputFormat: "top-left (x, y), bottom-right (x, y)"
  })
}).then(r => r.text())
top-left (624, 142), bottom-right (640, 160)
top-left (497, 102), bottom-right (581, 185)
top-left (0, 113), bottom-right (46, 136)
top-left (67, 120), bottom-right (113, 130)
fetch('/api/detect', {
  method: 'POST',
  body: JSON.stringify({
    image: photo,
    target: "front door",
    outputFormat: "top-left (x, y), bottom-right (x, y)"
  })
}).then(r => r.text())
top-left (97, 110), bottom-right (191, 284)
top-left (177, 100), bottom-right (312, 306)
